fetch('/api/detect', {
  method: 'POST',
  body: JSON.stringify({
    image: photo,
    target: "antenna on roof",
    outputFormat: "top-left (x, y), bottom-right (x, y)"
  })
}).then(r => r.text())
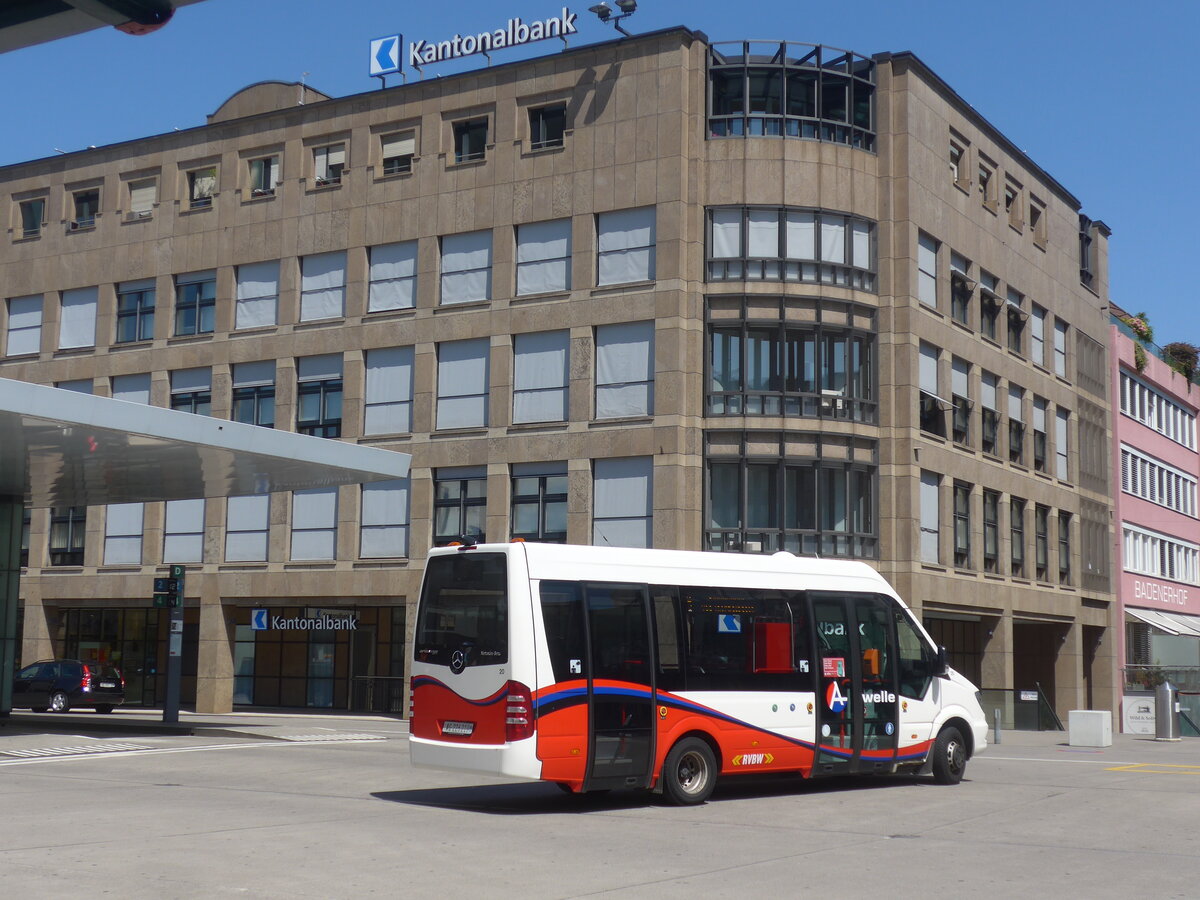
top-left (299, 72), bottom-right (310, 105)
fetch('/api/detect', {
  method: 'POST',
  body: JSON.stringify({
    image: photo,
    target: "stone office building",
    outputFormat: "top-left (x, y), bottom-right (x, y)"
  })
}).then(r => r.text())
top-left (0, 23), bottom-right (1115, 715)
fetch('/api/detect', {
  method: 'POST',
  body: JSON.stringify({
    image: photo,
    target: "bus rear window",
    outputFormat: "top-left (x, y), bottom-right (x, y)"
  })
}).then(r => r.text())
top-left (415, 553), bottom-right (508, 668)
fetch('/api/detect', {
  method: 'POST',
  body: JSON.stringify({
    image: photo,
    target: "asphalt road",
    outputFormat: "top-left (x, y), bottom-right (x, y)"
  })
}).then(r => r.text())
top-left (1, 713), bottom-right (1197, 898)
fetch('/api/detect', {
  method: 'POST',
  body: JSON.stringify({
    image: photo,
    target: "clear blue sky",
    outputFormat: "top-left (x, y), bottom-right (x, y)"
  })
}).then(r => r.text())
top-left (2, 0), bottom-right (1196, 345)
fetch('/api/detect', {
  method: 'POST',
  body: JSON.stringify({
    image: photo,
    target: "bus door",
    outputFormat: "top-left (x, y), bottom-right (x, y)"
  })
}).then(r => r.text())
top-left (810, 593), bottom-right (899, 776)
top-left (583, 583), bottom-right (656, 791)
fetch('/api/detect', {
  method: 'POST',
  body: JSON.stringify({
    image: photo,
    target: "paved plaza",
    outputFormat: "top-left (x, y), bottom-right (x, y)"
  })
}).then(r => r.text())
top-left (1, 711), bottom-right (1198, 898)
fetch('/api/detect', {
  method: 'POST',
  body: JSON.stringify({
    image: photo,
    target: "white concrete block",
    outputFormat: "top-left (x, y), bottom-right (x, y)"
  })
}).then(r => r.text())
top-left (1068, 709), bottom-right (1112, 747)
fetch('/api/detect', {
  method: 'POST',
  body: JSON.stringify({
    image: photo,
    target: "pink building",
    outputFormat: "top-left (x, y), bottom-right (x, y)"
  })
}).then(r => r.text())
top-left (1110, 305), bottom-right (1200, 730)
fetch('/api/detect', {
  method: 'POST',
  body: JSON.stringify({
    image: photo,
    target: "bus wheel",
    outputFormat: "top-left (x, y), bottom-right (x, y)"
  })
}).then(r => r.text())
top-left (932, 726), bottom-right (967, 785)
top-left (663, 738), bottom-right (717, 805)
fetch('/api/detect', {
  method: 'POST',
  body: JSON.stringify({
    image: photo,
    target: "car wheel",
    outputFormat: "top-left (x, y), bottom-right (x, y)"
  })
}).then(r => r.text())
top-left (662, 737), bottom-right (717, 805)
top-left (931, 725), bottom-right (967, 785)
top-left (95, 705), bottom-right (115, 714)
top-left (49, 691), bottom-right (71, 713)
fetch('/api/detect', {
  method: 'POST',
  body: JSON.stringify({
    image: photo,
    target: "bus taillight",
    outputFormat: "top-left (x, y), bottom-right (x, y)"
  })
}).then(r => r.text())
top-left (504, 681), bottom-right (534, 741)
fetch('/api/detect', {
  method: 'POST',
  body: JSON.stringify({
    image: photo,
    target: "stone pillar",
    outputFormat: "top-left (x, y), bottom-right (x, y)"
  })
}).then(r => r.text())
top-left (194, 578), bottom-right (234, 713)
top-left (980, 612), bottom-right (1012, 691)
top-left (1055, 622), bottom-right (1083, 715)
top-left (0, 497), bottom-right (20, 715)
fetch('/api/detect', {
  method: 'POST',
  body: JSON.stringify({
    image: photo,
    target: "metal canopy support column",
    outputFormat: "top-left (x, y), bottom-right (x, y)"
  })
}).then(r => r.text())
top-left (0, 495), bottom-right (21, 716)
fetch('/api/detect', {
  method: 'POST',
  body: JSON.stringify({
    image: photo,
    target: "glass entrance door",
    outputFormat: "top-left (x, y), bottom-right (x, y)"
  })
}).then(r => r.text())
top-left (811, 593), bottom-right (898, 775)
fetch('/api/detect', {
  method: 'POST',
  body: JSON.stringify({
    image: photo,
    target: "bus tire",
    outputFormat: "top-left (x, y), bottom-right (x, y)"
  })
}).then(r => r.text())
top-left (931, 725), bottom-right (967, 785)
top-left (662, 737), bottom-right (717, 805)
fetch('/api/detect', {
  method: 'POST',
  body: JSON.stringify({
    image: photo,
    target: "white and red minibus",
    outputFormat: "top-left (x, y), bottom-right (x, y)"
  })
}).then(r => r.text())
top-left (410, 542), bottom-right (987, 804)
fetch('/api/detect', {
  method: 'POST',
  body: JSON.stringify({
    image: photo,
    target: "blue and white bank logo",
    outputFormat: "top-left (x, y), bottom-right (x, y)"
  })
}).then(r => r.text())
top-left (251, 609), bottom-right (269, 630)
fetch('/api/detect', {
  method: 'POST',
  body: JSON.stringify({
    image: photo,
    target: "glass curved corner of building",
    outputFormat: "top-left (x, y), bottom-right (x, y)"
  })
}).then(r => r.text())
top-left (707, 41), bottom-right (876, 151)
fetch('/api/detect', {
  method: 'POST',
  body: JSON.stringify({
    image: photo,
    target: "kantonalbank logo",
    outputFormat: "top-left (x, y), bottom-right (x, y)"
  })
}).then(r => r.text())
top-left (408, 8), bottom-right (578, 68)
top-left (732, 752), bottom-right (775, 766)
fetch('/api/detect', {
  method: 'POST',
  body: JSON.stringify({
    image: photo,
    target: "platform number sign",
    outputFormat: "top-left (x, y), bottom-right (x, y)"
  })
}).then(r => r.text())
top-left (153, 564), bottom-right (186, 608)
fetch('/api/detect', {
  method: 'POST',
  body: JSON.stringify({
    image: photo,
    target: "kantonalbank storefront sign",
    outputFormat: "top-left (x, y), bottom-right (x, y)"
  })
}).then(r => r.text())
top-left (251, 609), bottom-right (358, 631)
top-left (370, 7), bottom-right (579, 76)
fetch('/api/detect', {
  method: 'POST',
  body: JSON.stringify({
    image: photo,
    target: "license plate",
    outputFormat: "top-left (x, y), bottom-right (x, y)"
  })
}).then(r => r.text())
top-left (99, 682), bottom-right (116, 688)
top-left (441, 720), bottom-right (474, 736)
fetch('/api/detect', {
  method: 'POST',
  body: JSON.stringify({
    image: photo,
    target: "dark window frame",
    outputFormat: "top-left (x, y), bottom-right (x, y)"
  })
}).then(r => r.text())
top-left (510, 470), bottom-right (568, 543)
top-left (453, 118), bottom-right (489, 163)
top-left (528, 105), bottom-right (567, 150)
top-left (174, 278), bottom-right (216, 336)
top-left (49, 506), bottom-right (86, 566)
top-left (432, 472), bottom-right (487, 545)
top-left (115, 286), bottom-right (155, 343)
top-left (296, 377), bottom-right (342, 438)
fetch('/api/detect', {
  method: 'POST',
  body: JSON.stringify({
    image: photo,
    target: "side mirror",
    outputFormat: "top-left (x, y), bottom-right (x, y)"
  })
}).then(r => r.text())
top-left (931, 645), bottom-right (949, 678)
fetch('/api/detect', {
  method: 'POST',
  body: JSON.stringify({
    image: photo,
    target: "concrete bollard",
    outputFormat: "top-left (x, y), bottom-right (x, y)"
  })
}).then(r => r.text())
top-left (1155, 680), bottom-right (1181, 742)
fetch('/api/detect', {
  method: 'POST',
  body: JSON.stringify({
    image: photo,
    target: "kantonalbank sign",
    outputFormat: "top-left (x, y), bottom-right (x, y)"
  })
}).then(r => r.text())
top-left (371, 8), bottom-right (579, 76)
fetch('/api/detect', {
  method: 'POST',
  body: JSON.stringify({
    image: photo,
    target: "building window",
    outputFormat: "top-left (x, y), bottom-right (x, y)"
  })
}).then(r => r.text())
top-left (1008, 385), bottom-right (1025, 465)
top-left (59, 286), bottom-right (98, 349)
top-left (57, 379), bottom-right (91, 393)
top-left (1011, 498), bottom-right (1026, 578)
top-left (919, 471), bottom-right (939, 564)
top-left (170, 368), bottom-right (212, 416)
top-left (163, 499), bottom-right (204, 563)
top-left (1121, 446), bottom-right (1198, 516)
top-left (103, 503), bottom-right (143, 565)
top-left (513, 330), bottom-right (569, 424)
top-left (1120, 371), bottom-right (1197, 450)
top-left (1079, 215), bottom-right (1096, 286)
top-left (380, 131), bottom-right (415, 175)
top-left (1053, 319), bottom-right (1068, 378)
top-left (953, 482), bottom-right (971, 568)
top-left (599, 207), bottom-right (656, 286)
top-left (226, 494), bottom-right (269, 562)
top-left (597, 321), bottom-right (655, 419)
top-left (360, 480), bottom-right (409, 558)
top-left (516, 218), bottom-right (571, 295)
top-left (174, 270), bottom-right (215, 336)
top-left (979, 271), bottom-right (1000, 341)
top-left (49, 506), bottom-right (86, 566)
top-left (706, 42), bottom-right (875, 150)
top-left (1033, 397), bottom-right (1048, 472)
top-left (187, 166), bottom-right (216, 209)
top-left (296, 355), bottom-right (343, 438)
top-left (248, 156), bottom-right (279, 196)
top-left (1123, 525), bottom-right (1200, 585)
top-left (978, 158), bottom-right (996, 209)
top-left (1030, 305), bottom-right (1046, 367)
top-left (950, 252), bottom-right (972, 326)
top-left (112, 372), bottom-right (150, 404)
top-left (20, 507), bottom-right (30, 567)
top-left (19, 197), bottom-right (46, 237)
top-left (1004, 181), bottom-right (1022, 228)
top-left (71, 188), bottom-right (99, 229)
top-left (980, 371), bottom-right (999, 456)
top-left (917, 232), bottom-right (938, 308)
top-left (312, 143), bottom-right (345, 185)
top-left (436, 338), bottom-right (489, 429)
top-left (453, 118), bottom-right (488, 163)
top-left (433, 466), bottom-right (487, 544)
top-left (511, 462), bottom-right (568, 543)
top-left (982, 490), bottom-right (1000, 574)
top-left (1055, 408), bottom-right (1070, 481)
top-left (235, 260), bottom-right (279, 329)
top-left (1006, 289), bottom-right (1025, 354)
top-left (529, 105), bottom-right (566, 149)
top-left (231, 360), bottom-right (275, 428)
top-left (708, 206), bottom-right (874, 290)
top-left (1058, 511), bottom-right (1072, 585)
top-left (363, 346), bottom-right (413, 435)
top-left (368, 242), bottom-right (417, 311)
top-left (300, 251), bottom-right (346, 321)
top-left (115, 280), bottom-right (155, 343)
top-left (128, 178), bottom-right (156, 218)
top-left (708, 318), bottom-right (874, 423)
top-left (1035, 505), bottom-right (1050, 581)
top-left (594, 456), bottom-right (653, 549)
top-left (6, 295), bottom-right (42, 356)
top-left (949, 140), bottom-right (964, 184)
top-left (951, 357), bottom-right (971, 447)
top-left (440, 230), bottom-right (492, 305)
top-left (291, 489), bottom-right (338, 560)
top-left (1030, 197), bottom-right (1047, 245)
top-left (919, 342), bottom-right (947, 438)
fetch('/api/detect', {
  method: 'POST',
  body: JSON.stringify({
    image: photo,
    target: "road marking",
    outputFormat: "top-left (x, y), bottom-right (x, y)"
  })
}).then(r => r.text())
top-left (1, 741), bottom-right (150, 758)
top-left (278, 733), bottom-right (388, 742)
top-left (1105, 763), bottom-right (1200, 775)
top-left (0, 736), bottom-right (393, 767)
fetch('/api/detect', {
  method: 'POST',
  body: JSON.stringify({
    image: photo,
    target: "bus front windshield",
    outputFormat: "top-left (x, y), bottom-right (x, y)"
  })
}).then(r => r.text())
top-left (415, 552), bottom-right (508, 668)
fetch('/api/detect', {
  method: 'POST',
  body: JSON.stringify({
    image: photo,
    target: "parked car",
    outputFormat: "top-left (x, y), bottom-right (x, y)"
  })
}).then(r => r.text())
top-left (12, 660), bottom-right (125, 713)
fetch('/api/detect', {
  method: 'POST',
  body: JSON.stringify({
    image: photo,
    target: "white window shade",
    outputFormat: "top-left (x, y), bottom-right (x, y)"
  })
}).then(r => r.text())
top-left (516, 219), bottom-right (571, 295)
top-left (129, 179), bottom-right (156, 214)
top-left (297, 354), bottom-right (342, 381)
top-left (598, 207), bottom-right (655, 285)
top-left (918, 233), bottom-right (938, 306)
top-left (360, 479), bottom-right (410, 558)
top-left (382, 132), bottom-right (415, 159)
top-left (747, 209), bottom-right (779, 257)
top-left (59, 286), bottom-right (97, 349)
top-left (437, 338), bottom-right (489, 429)
top-left (104, 502), bottom-right (143, 565)
top-left (593, 456), bottom-right (653, 548)
top-left (314, 144), bottom-right (345, 178)
top-left (112, 373), bottom-right (151, 404)
top-left (820, 218), bottom-right (846, 263)
top-left (596, 321), bottom-right (654, 418)
top-left (236, 261), bottom-right (279, 329)
top-left (226, 494), bottom-right (269, 562)
top-left (441, 230), bottom-right (492, 305)
top-left (919, 344), bottom-right (938, 393)
top-left (1034, 398), bottom-right (1047, 432)
top-left (233, 360), bottom-right (274, 388)
top-left (364, 346), bottom-right (414, 435)
top-left (190, 167), bottom-right (216, 201)
top-left (171, 367), bottom-right (211, 393)
top-left (981, 373), bottom-right (997, 410)
top-left (711, 209), bottom-right (742, 258)
top-left (952, 358), bottom-right (969, 397)
top-left (513, 330), bottom-right (568, 423)
top-left (919, 472), bottom-right (940, 564)
top-left (368, 241), bottom-right (417, 311)
top-left (300, 251), bottom-right (346, 321)
top-left (851, 221), bottom-right (871, 268)
top-left (164, 498), bottom-right (205, 563)
top-left (177, 269), bottom-right (216, 286)
top-left (1009, 387), bottom-right (1024, 421)
top-left (56, 379), bottom-right (92, 394)
top-left (785, 211), bottom-right (815, 259)
top-left (291, 488), bottom-right (338, 560)
top-left (6, 295), bottom-right (42, 356)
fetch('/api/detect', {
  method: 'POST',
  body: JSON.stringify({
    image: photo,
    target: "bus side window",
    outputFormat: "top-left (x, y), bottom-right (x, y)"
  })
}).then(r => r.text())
top-left (894, 609), bottom-right (935, 699)
top-left (652, 588), bottom-right (684, 692)
top-left (540, 581), bottom-right (587, 683)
